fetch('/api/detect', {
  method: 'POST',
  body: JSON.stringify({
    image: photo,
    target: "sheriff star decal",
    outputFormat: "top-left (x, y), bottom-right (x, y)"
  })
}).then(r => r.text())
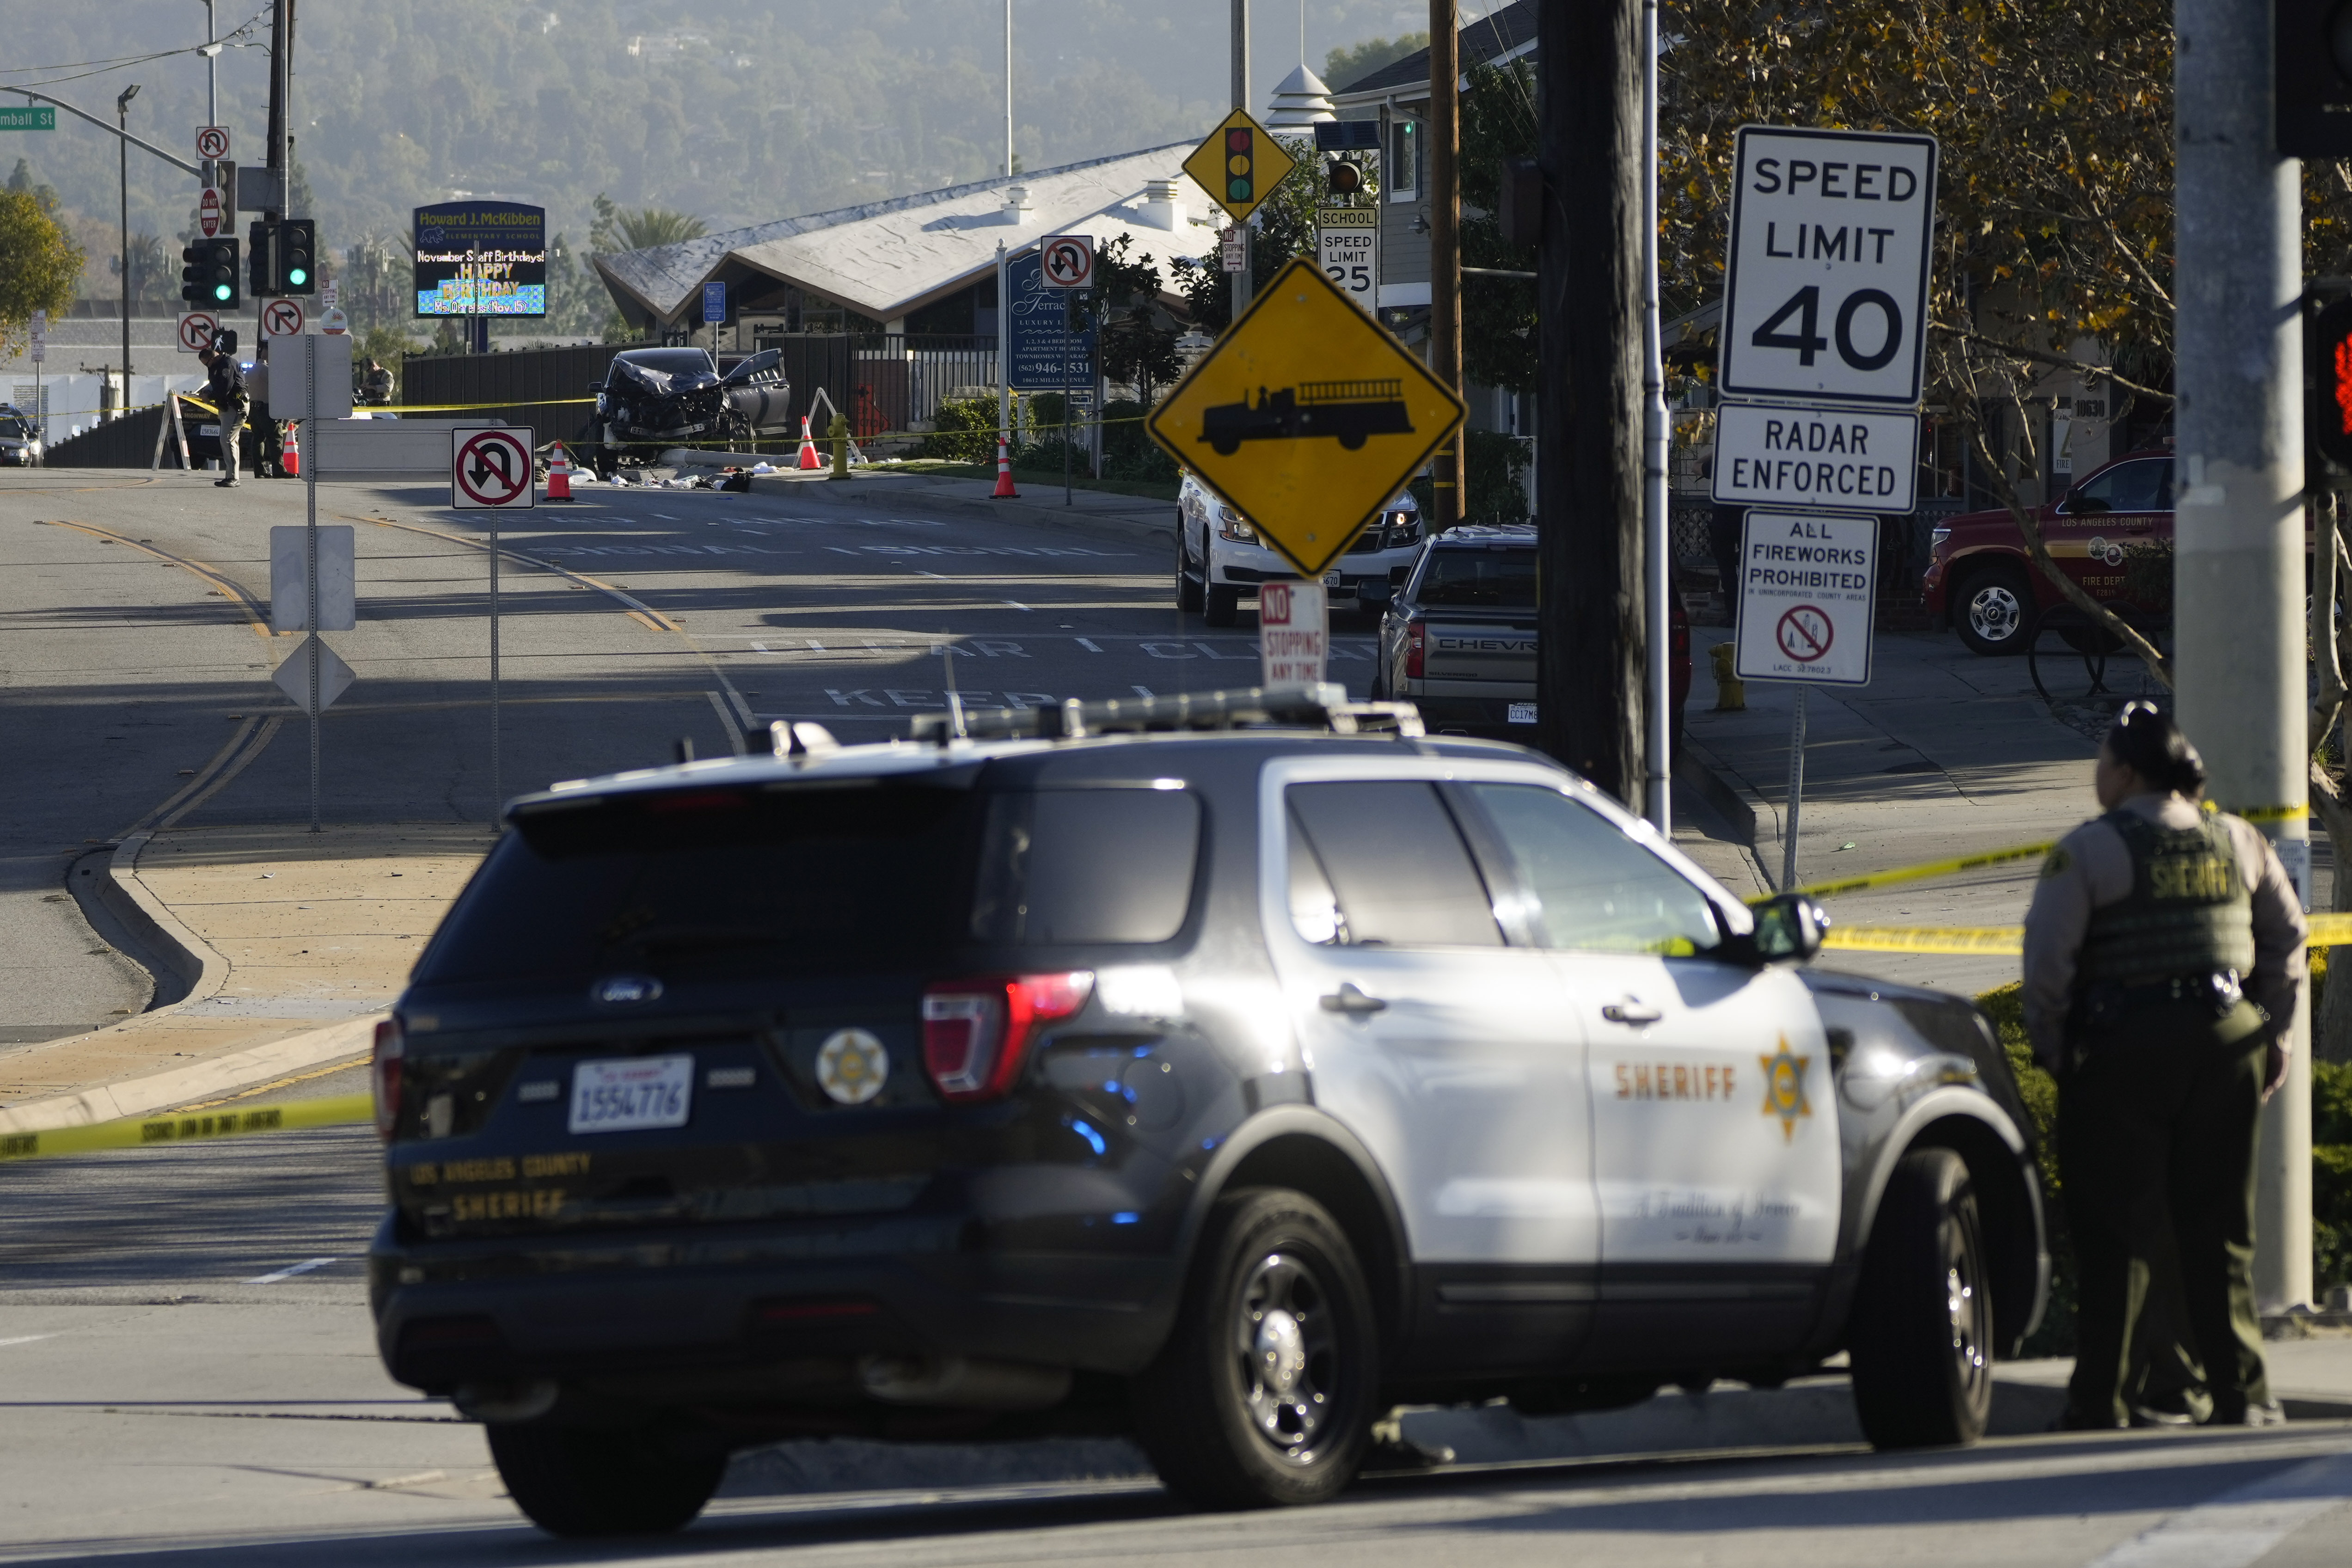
top-left (1759, 1039), bottom-right (1813, 1142)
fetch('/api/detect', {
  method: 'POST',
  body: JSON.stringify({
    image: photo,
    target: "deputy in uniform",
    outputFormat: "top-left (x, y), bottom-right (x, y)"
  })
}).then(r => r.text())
top-left (2022, 701), bottom-right (2303, 1428)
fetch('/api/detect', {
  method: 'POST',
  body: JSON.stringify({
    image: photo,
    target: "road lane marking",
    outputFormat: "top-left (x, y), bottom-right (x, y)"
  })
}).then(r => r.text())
top-left (37, 519), bottom-right (272, 638)
top-left (1078, 637), bottom-right (1103, 651)
top-left (2087, 1449), bottom-right (2352, 1566)
top-left (1005, 600), bottom-right (1031, 610)
top-left (0, 1335), bottom-right (57, 1348)
top-left (244, 1257), bottom-right (338, 1284)
top-left (706, 691), bottom-right (749, 753)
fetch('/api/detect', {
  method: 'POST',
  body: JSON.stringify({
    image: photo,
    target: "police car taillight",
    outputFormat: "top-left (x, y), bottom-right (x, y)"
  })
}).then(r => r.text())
top-left (921, 972), bottom-right (1094, 1102)
top-left (372, 1015), bottom-right (405, 1138)
top-left (1405, 622), bottom-right (1427, 679)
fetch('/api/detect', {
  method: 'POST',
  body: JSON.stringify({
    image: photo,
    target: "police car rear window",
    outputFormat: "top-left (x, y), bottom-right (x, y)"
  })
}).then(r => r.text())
top-left (415, 784), bottom-right (983, 984)
top-left (971, 787), bottom-right (1200, 945)
top-left (1416, 548), bottom-right (1537, 608)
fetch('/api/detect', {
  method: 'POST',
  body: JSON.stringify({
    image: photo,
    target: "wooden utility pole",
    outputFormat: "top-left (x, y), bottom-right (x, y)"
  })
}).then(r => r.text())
top-left (1428, 1), bottom-right (1463, 528)
top-left (1535, 0), bottom-right (1645, 802)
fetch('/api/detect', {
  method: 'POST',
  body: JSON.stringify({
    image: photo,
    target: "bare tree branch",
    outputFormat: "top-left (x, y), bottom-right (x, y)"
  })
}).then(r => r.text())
top-left (1931, 323), bottom-right (2175, 404)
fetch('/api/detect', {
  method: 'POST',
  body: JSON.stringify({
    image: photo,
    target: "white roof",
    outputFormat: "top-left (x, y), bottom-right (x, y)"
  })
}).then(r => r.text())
top-left (594, 143), bottom-right (1220, 326)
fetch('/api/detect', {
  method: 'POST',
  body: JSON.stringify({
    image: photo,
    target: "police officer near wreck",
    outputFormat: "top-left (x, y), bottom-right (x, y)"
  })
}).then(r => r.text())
top-left (2023, 701), bottom-right (2303, 1428)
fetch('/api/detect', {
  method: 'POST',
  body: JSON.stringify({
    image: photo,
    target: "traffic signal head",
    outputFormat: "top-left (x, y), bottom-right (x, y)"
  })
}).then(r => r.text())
top-left (181, 238), bottom-right (240, 308)
top-left (2309, 297), bottom-right (2352, 472)
top-left (278, 219), bottom-right (316, 294)
top-left (1325, 158), bottom-right (1364, 197)
top-left (248, 219), bottom-right (274, 300)
top-left (1225, 126), bottom-right (1255, 206)
top-left (2279, 0), bottom-right (2352, 156)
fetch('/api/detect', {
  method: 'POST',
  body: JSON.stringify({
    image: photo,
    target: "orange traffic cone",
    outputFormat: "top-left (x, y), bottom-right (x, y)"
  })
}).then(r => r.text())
top-left (280, 420), bottom-right (300, 477)
top-left (545, 443), bottom-right (575, 501)
top-left (796, 416), bottom-right (823, 471)
top-left (992, 434), bottom-right (1018, 498)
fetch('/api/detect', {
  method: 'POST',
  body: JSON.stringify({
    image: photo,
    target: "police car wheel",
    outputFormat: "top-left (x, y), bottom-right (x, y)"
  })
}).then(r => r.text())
top-left (486, 1420), bottom-right (727, 1537)
top-left (1132, 1188), bottom-right (1378, 1509)
top-left (1848, 1147), bottom-right (1995, 1449)
top-left (1204, 583), bottom-right (1241, 628)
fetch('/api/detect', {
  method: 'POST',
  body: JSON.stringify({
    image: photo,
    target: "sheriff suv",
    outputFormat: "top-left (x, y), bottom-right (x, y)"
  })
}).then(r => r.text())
top-left (370, 687), bottom-right (2046, 1537)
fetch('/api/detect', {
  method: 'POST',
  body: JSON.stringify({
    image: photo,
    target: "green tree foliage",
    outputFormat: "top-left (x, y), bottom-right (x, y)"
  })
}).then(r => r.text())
top-left (109, 231), bottom-right (173, 306)
top-left (1324, 32), bottom-right (1429, 91)
top-left (1087, 233), bottom-right (1181, 404)
top-left (1460, 61), bottom-right (1538, 393)
top-left (589, 194), bottom-right (708, 255)
top-left (0, 187), bottom-right (82, 356)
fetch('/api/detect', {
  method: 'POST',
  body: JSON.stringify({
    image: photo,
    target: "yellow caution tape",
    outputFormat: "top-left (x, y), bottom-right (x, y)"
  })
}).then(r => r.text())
top-left (1778, 841), bottom-right (2057, 903)
top-left (0, 1092), bottom-right (371, 1163)
top-left (1823, 911), bottom-right (2352, 957)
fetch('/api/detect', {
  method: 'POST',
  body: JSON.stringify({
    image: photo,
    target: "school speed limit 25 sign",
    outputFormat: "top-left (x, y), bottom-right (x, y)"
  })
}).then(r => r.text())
top-left (1718, 126), bottom-right (1938, 407)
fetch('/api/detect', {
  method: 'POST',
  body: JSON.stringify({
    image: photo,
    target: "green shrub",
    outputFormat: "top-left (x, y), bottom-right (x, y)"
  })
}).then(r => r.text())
top-left (916, 395), bottom-right (1000, 463)
top-left (1464, 429), bottom-right (1531, 524)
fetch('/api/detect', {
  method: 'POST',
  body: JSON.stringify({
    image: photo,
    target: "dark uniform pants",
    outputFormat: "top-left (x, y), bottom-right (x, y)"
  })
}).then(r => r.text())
top-left (2059, 999), bottom-right (2271, 1426)
top-left (216, 403), bottom-right (245, 481)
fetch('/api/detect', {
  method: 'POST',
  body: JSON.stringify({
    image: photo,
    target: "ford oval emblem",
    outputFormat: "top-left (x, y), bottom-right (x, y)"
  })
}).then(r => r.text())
top-left (589, 974), bottom-right (663, 1006)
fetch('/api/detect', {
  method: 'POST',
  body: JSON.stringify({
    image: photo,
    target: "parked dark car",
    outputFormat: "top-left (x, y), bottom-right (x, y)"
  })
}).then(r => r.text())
top-left (1369, 524), bottom-right (1691, 742)
top-left (582, 347), bottom-right (791, 475)
top-left (370, 687), bottom-right (2045, 1537)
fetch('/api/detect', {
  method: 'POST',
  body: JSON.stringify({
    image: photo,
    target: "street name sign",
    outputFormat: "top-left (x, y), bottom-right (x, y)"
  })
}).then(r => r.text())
top-left (452, 426), bottom-right (536, 509)
top-left (1316, 208), bottom-right (1377, 312)
top-left (1260, 581), bottom-right (1329, 685)
top-left (0, 107), bottom-right (55, 132)
top-left (1733, 510), bottom-right (1879, 685)
top-left (1183, 109), bottom-right (1296, 226)
top-left (1718, 126), bottom-right (1938, 407)
top-left (1039, 234), bottom-right (1095, 289)
top-left (195, 124), bottom-right (229, 161)
top-left (1148, 255), bottom-right (1465, 580)
top-left (177, 312), bottom-right (218, 354)
top-left (1710, 401), bottom-right (1918, 514)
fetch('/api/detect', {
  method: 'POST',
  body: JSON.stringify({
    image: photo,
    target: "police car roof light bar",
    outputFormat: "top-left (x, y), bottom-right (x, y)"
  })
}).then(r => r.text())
top-left (906, 684), bottom-right (1427, 744)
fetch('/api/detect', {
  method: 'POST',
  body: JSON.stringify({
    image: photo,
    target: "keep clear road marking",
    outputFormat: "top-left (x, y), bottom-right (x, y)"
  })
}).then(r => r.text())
top-left (2088, 1449), bottom-right (2352, 1566)
top-left (245, 1257), bottom-right (339, 1285)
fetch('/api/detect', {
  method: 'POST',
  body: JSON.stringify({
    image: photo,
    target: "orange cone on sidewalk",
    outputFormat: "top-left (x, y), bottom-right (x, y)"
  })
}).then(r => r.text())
top-left (280, 421), bottom-right (300, 477)
top-left (796, 416), bottom-right (823, 471)
top-left (992, 434), bottom-right (1019, 498)
top-left (545, 443), bottom-right (575, 501)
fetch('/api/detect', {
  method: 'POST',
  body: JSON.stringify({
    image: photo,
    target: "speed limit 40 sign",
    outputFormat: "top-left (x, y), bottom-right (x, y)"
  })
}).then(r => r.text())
top-left (1718, 126), bottom-right (1938, 407)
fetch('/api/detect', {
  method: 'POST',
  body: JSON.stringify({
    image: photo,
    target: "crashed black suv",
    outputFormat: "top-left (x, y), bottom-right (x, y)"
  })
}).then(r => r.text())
top-left (370, 687), bottom-right (2046, 1536)
top-left (583, 346), bottom-right (791, 474)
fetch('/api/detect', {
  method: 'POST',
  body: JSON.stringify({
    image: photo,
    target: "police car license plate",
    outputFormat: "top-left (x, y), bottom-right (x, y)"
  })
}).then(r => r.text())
top-left (199, 423), bottom-right (220, 437)
top-left (1507, 702), bottom-right (1537, 724)
top-left (568, 1054), bottom-right (693, 1134)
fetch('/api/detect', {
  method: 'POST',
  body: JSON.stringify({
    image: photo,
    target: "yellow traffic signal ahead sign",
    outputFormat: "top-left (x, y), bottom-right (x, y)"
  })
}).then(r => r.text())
top-left (1149, 256), bottom-right (1467, 580)
top-left (1183, 109), bottom-right (1298, 225)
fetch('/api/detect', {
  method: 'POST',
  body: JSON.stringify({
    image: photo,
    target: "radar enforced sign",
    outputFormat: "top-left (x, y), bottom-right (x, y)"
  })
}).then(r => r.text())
top-left (1734, 511), bottom-right (1878, 685)
top-left (1147, 256), bottom-right (1464, 579)
top-left (1718, 126), bottom-right (1938, 407)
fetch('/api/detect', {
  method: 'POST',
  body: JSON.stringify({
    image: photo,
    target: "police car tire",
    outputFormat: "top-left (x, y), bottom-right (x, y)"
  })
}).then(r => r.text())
top-left (1204, 583), bottom-right (1241, 628)
top-left (1131, 1188), bottom-right (1378, 1510)
top-left (1848, 1147), bottom-right (1995, 1450)
top-left (487, 1420), bottom-right (727, 1538)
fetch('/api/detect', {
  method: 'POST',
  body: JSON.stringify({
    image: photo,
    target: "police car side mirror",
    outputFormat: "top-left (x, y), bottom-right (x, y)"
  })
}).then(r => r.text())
top-left (1724, 893), bottom-right (1828, 965)
top-left (586, 381), bottom-right (605, 396)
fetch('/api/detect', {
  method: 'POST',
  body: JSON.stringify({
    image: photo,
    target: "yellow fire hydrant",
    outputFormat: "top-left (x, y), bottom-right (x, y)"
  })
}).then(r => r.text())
top-left (1710, 642), bottom-right (1746, 710)
top-left (828, 413), bottom-right (851, 480)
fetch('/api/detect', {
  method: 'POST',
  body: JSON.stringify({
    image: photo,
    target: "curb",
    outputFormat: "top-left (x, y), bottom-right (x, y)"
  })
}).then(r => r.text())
top-left (1677, 734), bottom-right (1784, 891)
top-left (746, 470), bottom-right (1178, 551)
top-left (0, 1015), bottom-right (380, 1135)
top-left (0, 834), bottom-right (375, 1135)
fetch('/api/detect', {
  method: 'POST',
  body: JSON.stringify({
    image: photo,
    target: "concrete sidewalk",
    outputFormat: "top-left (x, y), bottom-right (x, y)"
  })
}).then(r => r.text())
top-left (0, 824), bottom-right (484, 1133)
top-left (1683, 626), bottom-right (2119, 994)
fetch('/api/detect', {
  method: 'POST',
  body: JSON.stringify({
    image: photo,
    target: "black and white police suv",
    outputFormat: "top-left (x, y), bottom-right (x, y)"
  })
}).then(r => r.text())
top-left (369, 687), bottom-right (2046, 1536)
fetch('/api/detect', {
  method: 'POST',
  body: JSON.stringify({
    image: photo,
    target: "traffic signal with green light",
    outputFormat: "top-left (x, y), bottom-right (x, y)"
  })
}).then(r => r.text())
top-left (181, 238), bottom-right (240, 308)
top-left (277, 219), bottom-right (316, 294)
top-left (1225, 125), bottom-right (1256, 207)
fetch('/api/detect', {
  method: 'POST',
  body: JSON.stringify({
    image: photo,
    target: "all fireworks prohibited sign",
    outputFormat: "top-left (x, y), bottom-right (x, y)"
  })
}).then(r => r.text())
top-left (1734, 511), bottom-right (1877, 685)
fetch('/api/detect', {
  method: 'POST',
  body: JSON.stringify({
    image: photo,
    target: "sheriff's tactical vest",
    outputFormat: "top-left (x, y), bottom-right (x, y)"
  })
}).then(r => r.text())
top-left (2079, 809), bottom-right (2255, 986)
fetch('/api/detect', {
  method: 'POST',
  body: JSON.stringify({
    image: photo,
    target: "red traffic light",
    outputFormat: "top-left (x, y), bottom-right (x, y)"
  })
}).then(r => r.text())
top-left (2310, 297), bottom-right (2352, 470)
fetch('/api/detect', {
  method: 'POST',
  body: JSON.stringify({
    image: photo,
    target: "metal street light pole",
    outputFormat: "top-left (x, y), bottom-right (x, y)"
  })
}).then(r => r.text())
top-left (204, 0), bottom-right (217, 125)
top-left (117, 83), bottom-right (139, 417)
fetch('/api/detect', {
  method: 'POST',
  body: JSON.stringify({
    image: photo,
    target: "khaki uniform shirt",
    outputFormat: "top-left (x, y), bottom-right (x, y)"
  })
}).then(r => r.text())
top-left (2020, 794), bottom-right (2306, 1069)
